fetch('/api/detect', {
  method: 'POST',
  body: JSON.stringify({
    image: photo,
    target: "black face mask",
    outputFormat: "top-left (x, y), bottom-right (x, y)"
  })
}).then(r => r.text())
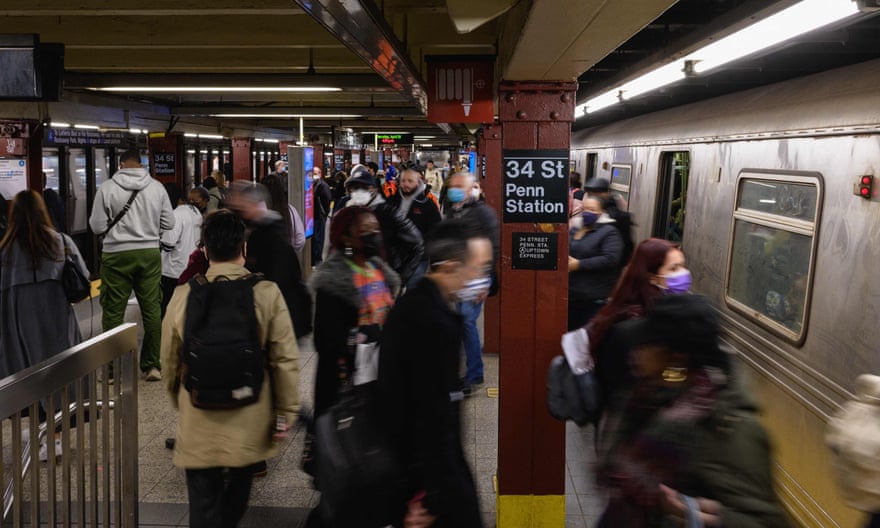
top-left (360, 232), bottom-right (383, 258)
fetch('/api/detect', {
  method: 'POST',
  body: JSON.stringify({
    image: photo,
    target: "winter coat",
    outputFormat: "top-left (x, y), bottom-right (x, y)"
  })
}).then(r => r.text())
top-left (206, 186), bottom-right (223, 213)
top-left (313, 178), bottom-right (332, 222)
top-left (598, 365), bottom-right (789, 528)
top-left (89, 168), bottom-right (175, 253)
top-left (309, 252), bottom-right (400, 417)
top-left (160, 262), bottom-right (301, 469)
top-left (160, 204), bottom-right (202, 280)
top-left (386, 181), bottom-right (442, 238)
top-left (361, 193), bottom-right (424, 287)
top-left (377, 277), bottom-right (482, 527)
top-left (568, 222), bottom-right (623, 301)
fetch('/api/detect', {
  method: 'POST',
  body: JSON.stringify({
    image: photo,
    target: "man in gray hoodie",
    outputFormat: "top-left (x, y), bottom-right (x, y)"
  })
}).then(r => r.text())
top-left (89, 149), bottom-right (174, 381)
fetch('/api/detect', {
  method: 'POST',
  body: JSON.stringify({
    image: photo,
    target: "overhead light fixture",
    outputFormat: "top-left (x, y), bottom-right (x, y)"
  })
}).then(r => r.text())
top-left (687, 0), bottom-right (859, 74)
top-left (95, 87), bottom-right (342, 93)
top-left (211, 113), bottom-right (362, 119)
top-left (262, 139), bottom-right (280, 144)
top-left (198, 134), bottom-right (225, 140)
top-left (50, 122), bottom-right (71, 128)
top-left (74, 124), bottom-right (100, 130)
top-left (184, 132), bottom-right (198, 138)
top-left (575, 0), bottom-right (861, 118)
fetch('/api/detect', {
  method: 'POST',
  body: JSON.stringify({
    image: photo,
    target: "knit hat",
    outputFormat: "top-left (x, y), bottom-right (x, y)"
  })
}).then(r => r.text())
top-left (345, 164), bottom-right (377, 189)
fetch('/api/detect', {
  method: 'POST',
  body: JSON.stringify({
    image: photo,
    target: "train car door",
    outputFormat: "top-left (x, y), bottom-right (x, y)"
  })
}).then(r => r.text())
top-left (653, 151), bottom-right (689, 242)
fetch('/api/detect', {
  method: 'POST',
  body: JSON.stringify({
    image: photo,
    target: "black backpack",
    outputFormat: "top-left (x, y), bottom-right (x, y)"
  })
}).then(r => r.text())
top-left (181, 273), bottom-right (266, 409)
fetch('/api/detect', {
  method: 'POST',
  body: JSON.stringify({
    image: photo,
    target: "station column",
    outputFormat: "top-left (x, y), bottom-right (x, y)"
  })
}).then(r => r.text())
top-left (495, 81), bottom-right (576, 527)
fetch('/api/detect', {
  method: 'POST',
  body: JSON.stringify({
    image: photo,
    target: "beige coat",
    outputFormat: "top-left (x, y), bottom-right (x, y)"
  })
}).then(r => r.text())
top-left (160, 262), bottom-right (300, 469)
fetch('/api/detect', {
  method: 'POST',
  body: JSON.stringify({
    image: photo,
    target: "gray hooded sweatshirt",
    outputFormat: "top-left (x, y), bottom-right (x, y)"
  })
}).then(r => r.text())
top-left (89, 167), bottom-right (175, 253)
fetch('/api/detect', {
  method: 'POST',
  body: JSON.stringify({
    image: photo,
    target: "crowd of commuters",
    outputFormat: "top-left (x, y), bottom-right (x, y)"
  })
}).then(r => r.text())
top-left (2, 150), bottom-right (814, 528)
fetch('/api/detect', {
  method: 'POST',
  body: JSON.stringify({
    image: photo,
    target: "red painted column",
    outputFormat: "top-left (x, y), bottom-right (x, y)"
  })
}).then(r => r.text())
top-left (496, 81), bottom-right (576, 524)
top-left (479, 123), bottom-right (503, 355)
top-left (147, 133), bottom-right (184, 187)
top-left (231, 138), bottom-right (252, 181)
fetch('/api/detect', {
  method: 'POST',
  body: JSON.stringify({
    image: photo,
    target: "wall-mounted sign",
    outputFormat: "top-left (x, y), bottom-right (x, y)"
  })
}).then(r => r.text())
top-left (502, 149), bottom-right (569, 223)
top-left (152, 152), bottom-right (176, 176)
top-left (511, 232), bottom-right (558, 270)
top-left (46, 127), bottom-right (126, 146)
top-left (0, 137), bottom-right (25, 156)
top-left (0, 158), bottom-right (28, 199)
top-left (426, 56), bottom-right (494, 124)
top-left (362, 133), bottom-right (414, 146)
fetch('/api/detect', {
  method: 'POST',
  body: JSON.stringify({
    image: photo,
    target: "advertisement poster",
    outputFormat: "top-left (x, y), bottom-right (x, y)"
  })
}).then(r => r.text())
top-left (303, 147), bottom-right (315, 238)
top-left (0, 158), bottom-right (27, 199)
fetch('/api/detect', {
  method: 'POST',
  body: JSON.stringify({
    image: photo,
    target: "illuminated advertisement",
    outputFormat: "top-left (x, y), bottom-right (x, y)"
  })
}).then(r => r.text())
top-left (303, 147), bottom-right (315, 238)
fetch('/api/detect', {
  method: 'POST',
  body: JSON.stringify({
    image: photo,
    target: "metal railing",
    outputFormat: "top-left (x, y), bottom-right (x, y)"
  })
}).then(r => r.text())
top-left (0, 323), bottom-right (139, 527)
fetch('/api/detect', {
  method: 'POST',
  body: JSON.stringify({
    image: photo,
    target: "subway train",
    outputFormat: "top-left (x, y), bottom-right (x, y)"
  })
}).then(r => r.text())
top-left (570, 58), bottom-right (880, 528)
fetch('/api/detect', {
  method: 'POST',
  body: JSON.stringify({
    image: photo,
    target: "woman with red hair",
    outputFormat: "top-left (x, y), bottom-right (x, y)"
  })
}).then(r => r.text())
top-left (589, 238), bottom-right (692, 415)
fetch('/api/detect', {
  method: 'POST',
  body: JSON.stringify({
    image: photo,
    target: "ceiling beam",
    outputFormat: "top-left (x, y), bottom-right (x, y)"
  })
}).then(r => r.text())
top-left (172, 106), bottom-right (425, 117)
top-left (0, 0), bottom-right (301, 15)
top-left (64, 73), bottom-right (395, 91)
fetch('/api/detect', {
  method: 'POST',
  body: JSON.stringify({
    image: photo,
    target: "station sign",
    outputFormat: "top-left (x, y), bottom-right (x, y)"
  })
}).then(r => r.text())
top-left (46, 127), bottom-right (126, 146)
top-left (426, 56), bottom-right (495, 124)
top-left (362, 133), bottom-right (414, 146)
top-left (511, 232), bottom-right (558, 270)
top-left (502, 149), bottom-right (569, 223)
top-left (152, 152), bottom-right (176, 176)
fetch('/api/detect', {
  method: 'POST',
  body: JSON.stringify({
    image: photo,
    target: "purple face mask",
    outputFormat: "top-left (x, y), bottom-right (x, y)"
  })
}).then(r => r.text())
top-left (662, 269), bottom-right (692, 294)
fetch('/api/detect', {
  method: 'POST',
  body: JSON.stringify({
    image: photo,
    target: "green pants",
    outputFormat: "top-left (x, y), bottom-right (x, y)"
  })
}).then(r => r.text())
top-left (100, 248), bottom-right (162, 372)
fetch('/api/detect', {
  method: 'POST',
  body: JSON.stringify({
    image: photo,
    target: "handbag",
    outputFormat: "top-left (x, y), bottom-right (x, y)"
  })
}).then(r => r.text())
top-left (546, 355), bottom-right (599, 426)
top-left (61, 236), bottom-right (90, 303)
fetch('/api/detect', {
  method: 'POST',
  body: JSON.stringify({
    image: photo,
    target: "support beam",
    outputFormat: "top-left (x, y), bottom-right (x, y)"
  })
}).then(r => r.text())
top-left (64, 73), bottom-right (394, 91)
top-left (172, 106), bottom-right (425, 118)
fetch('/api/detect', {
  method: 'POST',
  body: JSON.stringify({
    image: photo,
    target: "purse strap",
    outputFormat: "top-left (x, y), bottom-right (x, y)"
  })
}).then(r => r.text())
top-left (101, 186), bottom-right (140, 237)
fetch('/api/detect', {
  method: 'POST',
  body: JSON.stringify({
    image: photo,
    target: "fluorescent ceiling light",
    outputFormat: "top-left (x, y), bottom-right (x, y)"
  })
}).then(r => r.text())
top-left (211, 114), bottom-right (362, 119)
top-left (198, 134), bottom-right (225, 139)
top-left (262, 139), bottom-right (280, 143)
top-left (184, 132), bottom-right (197, 137)
top-left (130, 128), bottom-right (145, 134)
top-left (96, 87), bottom-right (342, 93)
top-left (187, 149), bottom-right (196, 154)
top-left (619, 62), bottom-right (686, 100)
top-left (583, 90), bottom-right (621, 114)
top-left (688, 0), bottom-right (859, 74)
top-left (50, 122), bottom-right (71, 128)
top-left (74, 124), bottom-right (100, 130)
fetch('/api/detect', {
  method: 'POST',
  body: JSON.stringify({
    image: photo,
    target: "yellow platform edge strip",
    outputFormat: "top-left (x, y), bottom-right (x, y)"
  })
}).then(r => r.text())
top-left (496, 490), bottom-right (564, 528)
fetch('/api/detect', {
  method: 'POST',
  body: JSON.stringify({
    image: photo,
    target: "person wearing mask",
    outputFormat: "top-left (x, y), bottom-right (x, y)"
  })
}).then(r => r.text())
top-left (589, 238), bottom-right (690, 417)
top-left (584, 177), bottom-right (634, 265)
top-left (312, 167), bottom-right (332, 265)
top-left (305, 206), bottom-right (400, 527)
top-left (188, 187), bottom-right (210, 215)
top-left (89, 149), bottom-right (174, 382)
top-left (261, 174), bottom-right (306, 256)
top-left (568, 197), bottom-right (623, 330)
top-left (226, 181), bottom-right (311, 339)
top-left (331, 170), bottom-right (347, 205)
top-left (0, 191), bottom-right (90, 460)
top-left (159, 183), bottom-right (203, 316)
top-left (378, 219), bottom-right (493, 528)
top-left (597, 295), bottom-right (789, 528)
top-left (443, 172), bottom-right (499, 395)
top-left (344, 164), bottom-right (424, 287)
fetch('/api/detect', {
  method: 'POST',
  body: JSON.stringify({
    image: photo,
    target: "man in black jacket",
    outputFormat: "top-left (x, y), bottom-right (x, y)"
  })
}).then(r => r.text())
top-left (344, 164), bottom-right (424, 287)
top-left (227, 181), bottom-right (312, 338)
top-left (311, 167), bottom-right (332, 265)
top-left (378, 219), bottom-right (492, 528)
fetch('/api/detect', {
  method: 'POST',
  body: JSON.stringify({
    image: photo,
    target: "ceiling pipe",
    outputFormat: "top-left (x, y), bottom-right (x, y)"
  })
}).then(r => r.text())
top-left (291, 0), bottom-right (428, 115)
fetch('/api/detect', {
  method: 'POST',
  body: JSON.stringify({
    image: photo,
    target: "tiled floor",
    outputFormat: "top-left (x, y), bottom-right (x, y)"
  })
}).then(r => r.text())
top-left (72, 296), bottom-right (604, 527)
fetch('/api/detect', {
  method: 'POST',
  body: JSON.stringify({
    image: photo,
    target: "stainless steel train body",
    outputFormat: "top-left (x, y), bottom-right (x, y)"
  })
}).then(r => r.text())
top-left (571, 58), bottom-right (880, 528)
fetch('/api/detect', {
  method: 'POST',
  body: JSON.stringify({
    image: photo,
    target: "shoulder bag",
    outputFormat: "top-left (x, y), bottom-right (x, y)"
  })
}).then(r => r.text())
top-left (61, 236), bottom-right (90, 303)
top-left (99, 187), bottom-right (140, 238)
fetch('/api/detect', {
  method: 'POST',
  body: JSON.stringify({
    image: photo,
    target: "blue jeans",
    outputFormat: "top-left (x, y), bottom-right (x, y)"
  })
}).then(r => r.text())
top-left (458, 300), bottom-right (484, 384)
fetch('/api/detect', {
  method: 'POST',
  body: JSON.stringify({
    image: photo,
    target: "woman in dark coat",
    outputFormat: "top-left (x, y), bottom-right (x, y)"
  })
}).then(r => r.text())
top-left (567, 197), bottom-right (623, 330)
top-left (597, 295), bottom-right (789, 528)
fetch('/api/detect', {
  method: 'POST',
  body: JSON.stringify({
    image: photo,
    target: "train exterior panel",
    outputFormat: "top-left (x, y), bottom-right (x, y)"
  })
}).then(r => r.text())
top-left (572, 59), bottom-right (880, 528)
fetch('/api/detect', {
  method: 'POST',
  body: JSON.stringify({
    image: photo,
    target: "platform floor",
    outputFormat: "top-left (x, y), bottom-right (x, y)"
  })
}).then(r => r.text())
top-left (73, 295), bottom-right (604, 527)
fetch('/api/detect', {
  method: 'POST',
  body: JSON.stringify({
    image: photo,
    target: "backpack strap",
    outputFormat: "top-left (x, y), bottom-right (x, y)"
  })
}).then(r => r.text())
top-left (100, 186), bottom-right (140, 237)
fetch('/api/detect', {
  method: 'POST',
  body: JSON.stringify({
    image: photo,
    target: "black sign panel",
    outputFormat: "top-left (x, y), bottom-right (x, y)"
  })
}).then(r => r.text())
top-left (363, 133), bottom-right (414, 146)
top-left (46, 128), bottom-right (126, 146)
top-left (511, 232), bottom-right (558, 270)
top-left (152, 152), bottom-right (176, 176)
top-left (502, 149), bottom-right (569, 223)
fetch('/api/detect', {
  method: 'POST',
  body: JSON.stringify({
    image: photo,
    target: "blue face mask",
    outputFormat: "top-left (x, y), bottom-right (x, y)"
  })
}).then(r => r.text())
top-left (447, 188), bottom-right (466, 203)
top-left (581, 211), bottom-right (600, 226)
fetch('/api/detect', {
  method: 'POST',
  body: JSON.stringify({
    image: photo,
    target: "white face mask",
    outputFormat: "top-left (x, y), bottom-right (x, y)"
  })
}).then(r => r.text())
top-left (348, 189), bottom-right (373, 207)
top-left (456, 277), bottom-right (491, 302)
top-left (471, 188), bottom-right (481, 199)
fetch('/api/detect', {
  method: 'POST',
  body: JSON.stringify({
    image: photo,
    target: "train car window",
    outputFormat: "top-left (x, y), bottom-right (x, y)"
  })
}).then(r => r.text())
top-left (610, 164), bottom-right (632, 209)
top-left (653, 152), bottom-right (690, 242)
top-left (725, 172), bottom-right (821, 343)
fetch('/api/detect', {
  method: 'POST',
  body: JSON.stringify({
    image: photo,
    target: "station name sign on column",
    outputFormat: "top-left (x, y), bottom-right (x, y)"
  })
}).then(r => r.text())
top-left (502, 149), bottom-right (569, 223)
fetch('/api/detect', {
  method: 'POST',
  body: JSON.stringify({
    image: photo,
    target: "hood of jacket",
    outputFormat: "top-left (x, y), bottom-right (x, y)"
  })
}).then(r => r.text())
top-left (309, 251), bottom-right (401, 308)
top-left (111, 168), bottom-right (153, 191)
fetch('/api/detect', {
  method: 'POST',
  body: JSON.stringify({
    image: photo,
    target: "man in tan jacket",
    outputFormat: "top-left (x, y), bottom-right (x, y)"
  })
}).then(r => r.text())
top-left (161, 210), bottom-right (300, 528)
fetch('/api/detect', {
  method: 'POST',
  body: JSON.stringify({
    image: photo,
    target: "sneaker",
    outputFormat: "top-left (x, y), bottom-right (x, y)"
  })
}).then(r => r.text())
top-left (145, 368), bottom-right (162, 382)
top-left (39, 439), bottom-right (62, 463)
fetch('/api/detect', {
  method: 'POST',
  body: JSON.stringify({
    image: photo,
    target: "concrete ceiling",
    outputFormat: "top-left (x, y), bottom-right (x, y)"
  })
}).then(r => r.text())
top-left (0, 0), bottom-right (682, 142)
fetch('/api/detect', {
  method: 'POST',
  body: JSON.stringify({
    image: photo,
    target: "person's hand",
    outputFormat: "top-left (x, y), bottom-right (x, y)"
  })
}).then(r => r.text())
top-left (659, 484), bottom-right (722, 527)
top-left (568, 256), bottom-right (580, 272)
top-left (404, 499), bottom-right (436, 528)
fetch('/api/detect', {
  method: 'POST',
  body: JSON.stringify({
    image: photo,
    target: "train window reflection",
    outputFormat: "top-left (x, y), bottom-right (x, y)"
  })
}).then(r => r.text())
top-left (725, 173), bottom-right (821, 343)
top-left (737, 180), bottom-right (817, 222)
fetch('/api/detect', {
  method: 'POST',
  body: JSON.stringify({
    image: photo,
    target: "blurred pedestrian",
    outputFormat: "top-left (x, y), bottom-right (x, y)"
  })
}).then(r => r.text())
top-left (262, 173), bottom-right (305, 256)
top-left (160, 183), bottom-right (202, 316)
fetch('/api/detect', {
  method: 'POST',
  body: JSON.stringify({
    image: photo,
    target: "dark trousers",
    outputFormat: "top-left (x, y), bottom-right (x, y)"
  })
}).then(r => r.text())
top-left (567, 298), bottom-right (605, 331)
top-left (160, 275), bottom-right (178, 318)
top-left (185, 466), bottom-right (253, 528)
top-left (312, 216), bottom-right (327, 265)
top-left (868, 513), bottom-right (880, 528)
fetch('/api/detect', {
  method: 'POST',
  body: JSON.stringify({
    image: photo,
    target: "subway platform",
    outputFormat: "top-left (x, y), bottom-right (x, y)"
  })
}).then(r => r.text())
top-left (71, 296), bottom-right (604, 528)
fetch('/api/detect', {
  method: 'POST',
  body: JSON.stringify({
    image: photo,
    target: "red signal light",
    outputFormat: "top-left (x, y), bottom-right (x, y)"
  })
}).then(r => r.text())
top-left (857, 175), bottom-right (874, 199)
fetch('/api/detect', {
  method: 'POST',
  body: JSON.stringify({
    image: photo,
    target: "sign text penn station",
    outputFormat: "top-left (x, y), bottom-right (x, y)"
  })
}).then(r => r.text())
top-left (502, 149), bottom-right (569, 223)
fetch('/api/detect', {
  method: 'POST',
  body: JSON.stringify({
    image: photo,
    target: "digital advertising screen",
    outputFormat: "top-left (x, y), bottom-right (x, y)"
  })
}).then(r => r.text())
top-left (303, 146), bottom-right (315, 238)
